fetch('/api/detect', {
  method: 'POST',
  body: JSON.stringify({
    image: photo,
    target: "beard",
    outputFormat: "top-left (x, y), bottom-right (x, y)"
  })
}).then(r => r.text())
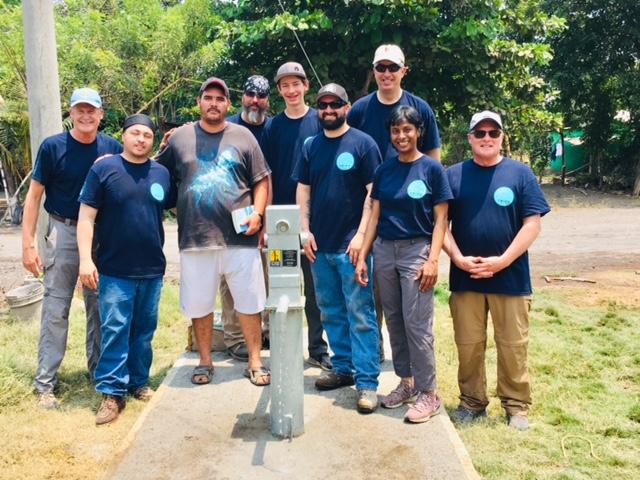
top-left (243, 106), bottom-right (266, 125)
top-left (319, 114), bottom-right (346, 130)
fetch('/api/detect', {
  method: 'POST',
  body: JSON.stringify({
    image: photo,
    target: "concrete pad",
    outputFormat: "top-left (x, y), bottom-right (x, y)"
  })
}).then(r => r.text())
top-left (107, 347), bottom-right (479, 480)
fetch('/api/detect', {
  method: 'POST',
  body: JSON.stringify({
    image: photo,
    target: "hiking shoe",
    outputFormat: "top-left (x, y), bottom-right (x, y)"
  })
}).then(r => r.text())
top-left (95, 394), bottom-right (125, 425)
top-left (381, 381), bottom-right (418, 409)
top-left (405, 391), bottom-right (441, 423)
top-left (507, 414), bottom-right (529, 431)
top-left (306, 353), bottom-right (333, 371)
top-left (37, 392), bottom-right (60, 410)
top-left (357, 389), bottom-right (379, 414)
top-left (130, 386), bottom-right (154, 402)
top-left (451, 405), bottom-right (488, 424)
top-left (226, 342), bottom-right (249, 362)
top-left (315, 372), bottom-right (354, 391)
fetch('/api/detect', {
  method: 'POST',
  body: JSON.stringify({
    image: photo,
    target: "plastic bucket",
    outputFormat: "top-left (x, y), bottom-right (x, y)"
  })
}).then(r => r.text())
top-left (6, 282), bottom-right (44, 322)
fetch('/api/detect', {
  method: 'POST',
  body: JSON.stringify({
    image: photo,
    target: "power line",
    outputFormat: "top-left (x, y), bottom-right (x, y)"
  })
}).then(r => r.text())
top-left (277, 0), bottom-right (323, 86)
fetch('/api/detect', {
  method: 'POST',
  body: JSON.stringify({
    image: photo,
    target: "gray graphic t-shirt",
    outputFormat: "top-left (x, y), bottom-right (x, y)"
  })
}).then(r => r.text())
top-left (157, 122), bottom-right (271, 250)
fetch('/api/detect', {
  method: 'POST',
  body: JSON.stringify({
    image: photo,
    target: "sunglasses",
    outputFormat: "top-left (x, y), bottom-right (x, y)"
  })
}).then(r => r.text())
top-left (245, 91), bottom-right (268, 99)
top-left (471, 129), bottom-right (502, 139)
top-left (317, 100), bottom-right (346, 110)
top-left (374, 63), bottom-right (402, 73)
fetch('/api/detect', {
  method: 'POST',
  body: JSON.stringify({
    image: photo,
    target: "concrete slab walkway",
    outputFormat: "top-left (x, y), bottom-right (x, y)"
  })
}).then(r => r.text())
top-left (106, 342), bottom-right (479, 480)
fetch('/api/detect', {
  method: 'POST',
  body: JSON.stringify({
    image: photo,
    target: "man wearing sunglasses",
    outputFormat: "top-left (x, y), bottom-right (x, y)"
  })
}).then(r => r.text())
top-left (348, 44), bottom-right (441, 162)
top-left (221, 75), bottom-right (273, 362)
top-left (262, 62), bottom-right (332, 371)
top-left (293, 83), bottom-right (381, 413)
top-left (445, 111), bottom-right (550, 431)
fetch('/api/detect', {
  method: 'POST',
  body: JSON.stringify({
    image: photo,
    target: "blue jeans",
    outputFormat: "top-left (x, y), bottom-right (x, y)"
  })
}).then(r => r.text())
top-left (310, 253), bottom-right (379, 390)
top-left (95, 274), bottom-right (162, 397)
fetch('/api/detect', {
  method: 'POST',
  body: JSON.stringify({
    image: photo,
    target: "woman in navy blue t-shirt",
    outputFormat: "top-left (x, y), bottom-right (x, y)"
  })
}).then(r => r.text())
top-left (356, 106), bottom-right (452, 423)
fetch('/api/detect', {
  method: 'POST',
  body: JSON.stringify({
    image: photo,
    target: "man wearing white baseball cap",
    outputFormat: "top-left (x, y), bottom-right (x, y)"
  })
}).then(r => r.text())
top-left (348, 44), bottom-right (441, 162)
top-left (445, 110), bottom-right (550, 431)
top-left (22, 87), bottom-right (122, 409)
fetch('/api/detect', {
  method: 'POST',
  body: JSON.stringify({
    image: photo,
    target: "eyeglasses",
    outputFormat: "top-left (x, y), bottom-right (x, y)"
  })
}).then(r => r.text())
top-left (471, 129), bottom-right (502, 139)
top-left (374, 63), bottom-right (402, 73)
top-left (317, 100), bottom-right (346, 110)
top-left (245, 91), bottom-right (268, 99)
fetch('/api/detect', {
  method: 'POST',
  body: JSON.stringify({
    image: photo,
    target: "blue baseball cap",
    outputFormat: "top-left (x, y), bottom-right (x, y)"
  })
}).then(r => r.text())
top-left (70, 88), bottom-right (102, 108)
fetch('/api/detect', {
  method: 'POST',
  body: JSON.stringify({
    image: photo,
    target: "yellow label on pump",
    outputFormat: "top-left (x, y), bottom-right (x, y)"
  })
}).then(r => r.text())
top-left (269, 249), bottom-right (282, 267)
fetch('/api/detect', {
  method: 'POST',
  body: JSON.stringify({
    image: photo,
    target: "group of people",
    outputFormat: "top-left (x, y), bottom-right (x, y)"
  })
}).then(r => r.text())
top-left (22, 43), bottom-right (549, 430)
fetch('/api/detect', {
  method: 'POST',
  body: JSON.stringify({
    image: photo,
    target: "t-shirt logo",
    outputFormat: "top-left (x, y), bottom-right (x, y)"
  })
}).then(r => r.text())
top-left (336, 152), bottom-right (355, 171)
top-left (407, 179), bottom-right (428, 199)
top-left (494, 186), bottom-right (515, 206)
top-left (150, 183), bottom-right (165, 202)
top-left (303, 136), bottom-right (314, 146)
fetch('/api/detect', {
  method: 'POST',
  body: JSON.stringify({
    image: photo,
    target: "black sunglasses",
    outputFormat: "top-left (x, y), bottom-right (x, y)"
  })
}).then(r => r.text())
top-left (317, 100), bottom-right (346, 110)
top-left (245, 91), bottom-right (268, 99)
top-left (471, 129), bottom-right (502, 139)
top-left (374, 63), bottom-right (402, 73)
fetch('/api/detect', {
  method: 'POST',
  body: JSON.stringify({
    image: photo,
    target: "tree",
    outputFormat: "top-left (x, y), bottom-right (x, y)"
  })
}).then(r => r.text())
top-left (546, 0), bottom-right (640, 193)
top-left (217, 0), bottom-right (564, 163)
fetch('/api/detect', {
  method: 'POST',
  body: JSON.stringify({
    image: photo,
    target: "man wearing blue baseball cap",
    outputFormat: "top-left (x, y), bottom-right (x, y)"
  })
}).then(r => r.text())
top-left (22, 87), bottom-right (122, 409)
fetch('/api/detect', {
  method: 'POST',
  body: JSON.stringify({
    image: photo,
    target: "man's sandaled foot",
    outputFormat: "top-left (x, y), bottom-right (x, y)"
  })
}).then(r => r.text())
top-left (191, 365), bottom-right (214, 385)
top-left (243, 366), bottom-right (271, 386)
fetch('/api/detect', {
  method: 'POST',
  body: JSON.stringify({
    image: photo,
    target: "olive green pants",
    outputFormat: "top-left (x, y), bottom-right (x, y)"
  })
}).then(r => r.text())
top-left (449, 292), bottom-right (532, 416)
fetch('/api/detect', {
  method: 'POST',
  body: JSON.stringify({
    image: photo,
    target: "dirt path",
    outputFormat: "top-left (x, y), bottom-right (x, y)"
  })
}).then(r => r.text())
top-left (2, 185), bottom-right (639, 309)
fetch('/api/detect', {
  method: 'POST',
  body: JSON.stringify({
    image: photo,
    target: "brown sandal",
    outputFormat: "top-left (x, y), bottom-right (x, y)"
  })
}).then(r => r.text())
top-left (243, 366), bottom-right (271, 386)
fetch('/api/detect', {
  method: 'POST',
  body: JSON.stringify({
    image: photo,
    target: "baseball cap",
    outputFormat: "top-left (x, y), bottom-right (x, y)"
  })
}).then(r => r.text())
top-left (274, 62), bottom-right (307, 83)
top-left (469, 111), bottom-right (503, 131)
top-left (70, 88), bottom-right (102, 108)
top-left (372, 44), bottom-right (405, 66)
top-left (316, 83), bottom-right (349, 104)
top-left (199, 77), bottom-right (230, 98)
top-left (243, 75), bottom-right (270, 96)
top-left (122, 113), bottom-right (155, 132)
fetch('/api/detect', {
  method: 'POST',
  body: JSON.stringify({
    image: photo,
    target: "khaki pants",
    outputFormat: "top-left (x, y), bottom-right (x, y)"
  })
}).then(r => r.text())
top-left (449, 292), bottom-right (531, 415)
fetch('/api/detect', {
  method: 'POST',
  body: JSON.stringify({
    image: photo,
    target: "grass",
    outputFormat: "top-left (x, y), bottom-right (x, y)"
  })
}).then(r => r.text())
top-left (1, 281), bottom-right (639, 479)
top-left (432, 284), bottom-right (640, 480)
top-left (0, 282), bottom-right (186, 480)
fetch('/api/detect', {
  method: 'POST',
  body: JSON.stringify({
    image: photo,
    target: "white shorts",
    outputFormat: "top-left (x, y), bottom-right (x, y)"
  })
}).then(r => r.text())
top-left (180, 248), bottom-right (266, 318)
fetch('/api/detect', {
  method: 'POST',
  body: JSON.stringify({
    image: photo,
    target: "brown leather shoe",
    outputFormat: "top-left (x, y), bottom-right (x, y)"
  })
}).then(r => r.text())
top-left (95, 394), bottom-right (125, 425)
top-left (131, 386), bottom-right (154, 402)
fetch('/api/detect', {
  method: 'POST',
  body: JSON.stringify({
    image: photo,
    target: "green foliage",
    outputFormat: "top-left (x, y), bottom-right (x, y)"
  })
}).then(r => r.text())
top-left (546, 0), bottom-right (640, 192)
top-left (219, 0), bottom-right (565, 162)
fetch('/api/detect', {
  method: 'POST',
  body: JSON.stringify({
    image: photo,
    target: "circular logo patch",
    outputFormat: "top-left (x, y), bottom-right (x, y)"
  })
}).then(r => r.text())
top-left (407, 180), bottom-right (428, 199)
top-left (336, 152), bottom-right (355, 171)
top-left (494, 186), bottom-right (515, 206)
top-left (150, 183), bottom-right (165, 201)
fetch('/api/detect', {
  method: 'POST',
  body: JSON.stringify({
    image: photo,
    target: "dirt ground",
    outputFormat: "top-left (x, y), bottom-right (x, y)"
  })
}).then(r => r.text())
top-left (1, 184), bottom-right (639, 310)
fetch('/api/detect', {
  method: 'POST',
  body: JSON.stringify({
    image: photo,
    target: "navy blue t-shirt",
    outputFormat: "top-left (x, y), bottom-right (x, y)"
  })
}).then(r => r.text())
top-left (79, 155), bottom-right (173, 279)
top-left (371, 155), bottom-right (452, 240)
top-left (227, 113), bottom-right (271, 153)
top-left (347, 91), bottom-right (440, 162)
top-left (32, 131), bottom-right (122, 220)
top-left (263, 108), bottom-right (322, 205)
top-left (293, 128), bottom-right (381, 253)
top-left (447, 157), bottom-right (551, 295)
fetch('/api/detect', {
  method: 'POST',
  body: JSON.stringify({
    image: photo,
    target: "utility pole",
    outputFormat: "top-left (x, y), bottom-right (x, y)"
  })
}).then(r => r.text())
top-left (22, 0), bottom-right (62, 252)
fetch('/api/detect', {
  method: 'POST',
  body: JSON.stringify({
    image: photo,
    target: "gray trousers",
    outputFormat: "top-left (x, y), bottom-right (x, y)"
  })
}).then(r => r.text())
top-left (35, 217), bottom-right (101, 393)
top-left (373, 237), bottom-right (436, 392)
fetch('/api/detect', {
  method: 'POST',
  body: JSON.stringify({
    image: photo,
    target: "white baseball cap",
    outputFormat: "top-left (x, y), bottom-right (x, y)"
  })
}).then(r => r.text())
top-left (372, 44), bottom-right (405, 66)
top-left (469, 111), bottom-right (503, 131)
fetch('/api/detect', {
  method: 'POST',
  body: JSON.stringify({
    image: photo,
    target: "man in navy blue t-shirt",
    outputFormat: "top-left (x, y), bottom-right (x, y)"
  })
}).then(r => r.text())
top-left (222, 74), bottom-right (273, 362)
top-left (262, 62), bottom-right (330, 370)
top-left (347, 44), bottom-right (441, 162)
top-left (445, 111), bottom-right (550, 431)
top-left (21, 87), bottom-right (122, 410)
top-left (78, 114), bottom-right (172, 425)
top-left (293, 83), bottom-right (382, 414)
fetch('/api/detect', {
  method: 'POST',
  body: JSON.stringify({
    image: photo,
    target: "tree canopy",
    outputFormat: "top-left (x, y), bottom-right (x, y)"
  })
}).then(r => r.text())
top-left (0, 0), bottom-right (638, 194)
